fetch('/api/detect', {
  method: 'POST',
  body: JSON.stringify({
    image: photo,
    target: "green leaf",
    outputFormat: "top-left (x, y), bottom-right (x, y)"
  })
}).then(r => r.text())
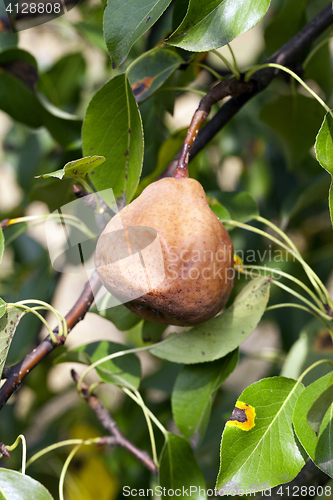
top-left (54, 350), bottom-right (91, 366)
top-left (38, 52), bottom-right (86, 108)
top-left (35, 156), bottom-right (105, 181)
top-left (315, 112), bottom-right (333, 226)
top-left (281, 318), bottom-right (333, 385)
top-left (208, 200), bottom-right (231, 221)
top-left (217, 377), bottom-right (306, 493)
top-left (103, 0), bottom-right (172, 68)
top-left (0, 2), bottom-right (17, 51)
top-left (0, 49), bottom-right (81, 148)
top-left (207, 191), bottom-right (258, 224)
top-left (30, 177), bottom-right (76, 214)
top-left (142, 321), bottom-right (167, 343)
top-left (313, 404), bottom-right (333, 478)
top-left (0, 304), bottom-right (24, 380)
top-left (10, 129), bottom-right (42, 191)
top-left (90, 301), bottom-right (142, 332)
top-left (149, 276), bottom-right (270, 364)
top-left (0, 48), bottom-right (37, 68)
top-left (167, 0), bottom-right (271, 52)
top-left (36, 99), bottom-right (82, 148)
top-left (0, 228), bottom-right (4, 264)
top-left (159, 433), bottom-right (207, 499)
top-left (89, 341), bottom-right (141, 389)
top-left (0, 468), bottom-right (54, 499)
top-left (307, 379), bottom-right (333, 436)
top-left (127, 47), bottom-right (183, 103)
top-left (172, 350), bottom-right (238, 447)
top-left (172, 0), bottom-right (189, 32)
top-left (293, 372), bottom-right (333, 478)
top-left (82, 74), bottom-right (144, 206)
top-left (305, 42), bottom-right (333, 100)
top-left (74, 21), bottom-right (108, 53)
top-left (260, 94), bottom-right (325, 166)
top-left (55, 341), bottom-right (141, 390)
top-left (264, 0), bottom-right (307, 55)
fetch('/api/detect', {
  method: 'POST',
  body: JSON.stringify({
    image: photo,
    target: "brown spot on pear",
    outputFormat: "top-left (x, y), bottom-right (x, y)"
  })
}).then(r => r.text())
top-left (95, 177), bottom-right (234, 326)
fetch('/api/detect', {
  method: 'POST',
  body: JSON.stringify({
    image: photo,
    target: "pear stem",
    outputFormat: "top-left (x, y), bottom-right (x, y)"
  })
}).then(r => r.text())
top-left (174, 110), bottom-right (208, 178)
top-left (173, 79), bottom-right (254, 179)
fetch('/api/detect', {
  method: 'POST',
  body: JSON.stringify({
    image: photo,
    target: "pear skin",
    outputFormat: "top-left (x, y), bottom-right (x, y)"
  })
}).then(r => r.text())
top-left (95, 178), bottom-right (234, 326)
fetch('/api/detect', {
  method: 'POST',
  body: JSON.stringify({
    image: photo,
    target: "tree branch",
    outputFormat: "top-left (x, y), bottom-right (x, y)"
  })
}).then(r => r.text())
top-left (0, 270), bottom-right (101, 409)
top-left (163, 2), bottom-right (333, 178)
top-left (71, 370), bottom-right (158, 475)
top-left (173, 79), bottom-right (255, 178)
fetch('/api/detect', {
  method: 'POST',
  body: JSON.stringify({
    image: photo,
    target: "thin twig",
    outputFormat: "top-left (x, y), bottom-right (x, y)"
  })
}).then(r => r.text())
top-left (0, 219), bottom-right (10, 231)
top-left (0, 271), bottom-right (101, 408)
top-left (71, 370), bottom-right (158, 475)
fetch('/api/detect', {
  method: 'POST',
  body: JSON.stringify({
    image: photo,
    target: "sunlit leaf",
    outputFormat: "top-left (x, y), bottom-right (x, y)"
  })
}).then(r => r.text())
top-left (167, 0), bottom-right (271, 52)
top-left (82, 74), bottom-right (143, 207)
top-left (159, 433), bottom-right (207, 499)
top-left (35, 156), bottom-right (105, 181)
top-left (0, 304), bottom-right (24, 380)
top-left (149, 276), bottom-right (270, 363)
top-left (127, 47), bottom-right (183, 103)
top-left (104, 0), bottom-right (172, 68)
top-left (315, 111), bottom-right (333, 226)
top-left (217, 377), bottom-right (306, 493)
top-left (293, 371), bottom-right (333, 478)
top-left (172, 351), bottom-right (238, 447)
top-left (281, 318), bottom-right (333, 385)
top-left (0, 468), bottom-right (54, 499)
top-left (0, 228), bottom-right (4, 264)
